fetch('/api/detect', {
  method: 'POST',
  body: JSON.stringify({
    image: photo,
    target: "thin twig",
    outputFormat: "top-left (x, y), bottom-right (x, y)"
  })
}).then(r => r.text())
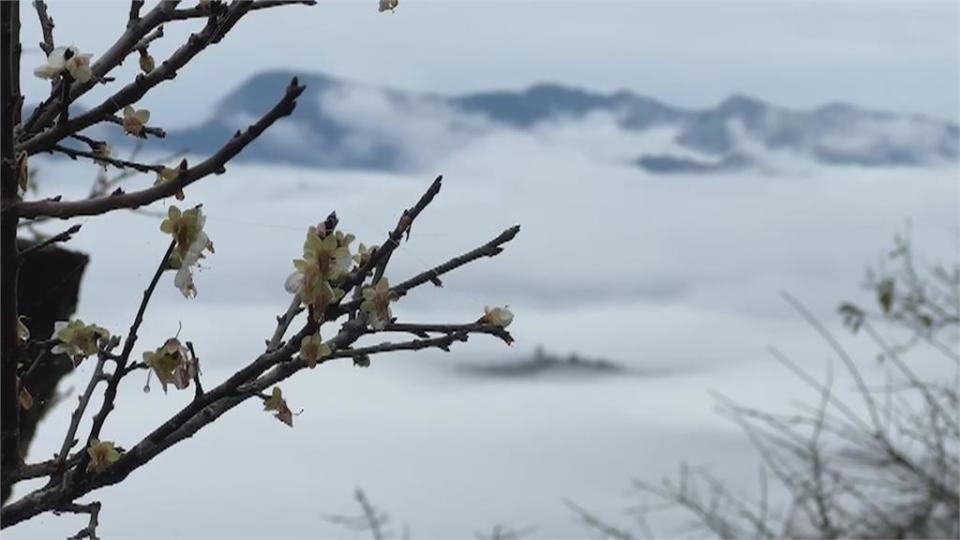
top-left (17, 223), bottom-right (80, 258)
top-left (56, 501), bottom-right (101, 540)
top-left (75, 239), bottom-right (175, 477)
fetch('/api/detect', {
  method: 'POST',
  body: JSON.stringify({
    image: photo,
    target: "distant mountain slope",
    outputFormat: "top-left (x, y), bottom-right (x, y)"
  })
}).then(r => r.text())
top-left (152, 70), bottom-right (958, 172)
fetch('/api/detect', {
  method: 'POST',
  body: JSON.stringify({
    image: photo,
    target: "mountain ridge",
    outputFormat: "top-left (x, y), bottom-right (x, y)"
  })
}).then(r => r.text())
top-left (150, 70), bottom-right (959, 172)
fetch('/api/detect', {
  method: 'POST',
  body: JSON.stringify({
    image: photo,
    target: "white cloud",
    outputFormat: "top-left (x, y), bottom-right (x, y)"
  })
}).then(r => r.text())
top-left (318, 84), bottom-right (494, 169)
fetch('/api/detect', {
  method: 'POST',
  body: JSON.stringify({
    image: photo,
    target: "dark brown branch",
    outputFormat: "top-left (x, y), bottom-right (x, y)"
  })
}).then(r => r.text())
top-left (50, 144), bottom-right (162, 174)
top-left (168, 0), bottom-right (316, 21)
top-left (54, 357), bottom-right (107, 472)
top-left (3, 453), bottom-right (81, 484)
top-left (32, 1), bottom-right (54, 55)
top-left (335, 225), bottom-right (520, 317)
top-left (372, 175), bottom-right (442, 284)
top-left (329, 333), bottom-right (471, 358)
top-left (335, 176), bottom-right (442, 299)
top-left (17, 223), bottom-right (81, 258)
top-left (14, 78), bottom-right (305, 219)
top-left (100, 114), bottom-right (166, 139)
top-left (132, 25), bottom-right (164, 50)
top-left (56, 501), bottom-right (100, 540)
top-left (380, 322), bottom-right (512, 344)
top-left (74, 239), bottom-right (176, 478)
top-left (128, 0), bottom-right (144, 26)
top-left (267, 297), bottom-right (303, 352)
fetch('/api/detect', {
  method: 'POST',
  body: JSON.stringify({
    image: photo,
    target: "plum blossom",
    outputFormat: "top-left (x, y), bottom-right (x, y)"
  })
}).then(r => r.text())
top-left (160, 205), bottom-right (214, 298)
top-left (34, 46), bottom-right (93, 83)
top-left (285, 225), bottom-right (353, 319)
top-left (52, 319), bottom-right (111, 364)
top-left (299, 333), bottom-right (331, 368)
top-left (122, 105), bottom-right (150, 136)
top-left (481, 306), bottom-right (514, 328)
top-left (352, 243), bottom-right (378, 268)
top-left (86, 439), bottom-right (121, 473)
top-left (142, 338), bottom-right (197, 393)
top-left (263, 387), bottom-right (293, 427)
top-left (360, 278), bottom-right (397, 330)
top-left (154, 167), bottom-right (185, 200)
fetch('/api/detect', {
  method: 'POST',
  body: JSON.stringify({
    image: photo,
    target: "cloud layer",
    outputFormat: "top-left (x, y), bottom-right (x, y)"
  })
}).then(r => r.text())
top-left (14, 108), bottom-right (959, 538)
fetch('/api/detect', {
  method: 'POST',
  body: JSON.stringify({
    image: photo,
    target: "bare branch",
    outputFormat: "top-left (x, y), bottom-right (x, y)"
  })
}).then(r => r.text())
top-left (55, 357), bottom-right (108, 472)
top-left (50, 144), bottom-right (162, 175)
top-left (17, 223), bottom-right (80, 258)
top-left (74, 239), bottom-right (175, 478)
top-left (56, 501), bottom-right (100, 540)
top-left (31, 1), bottom-right (54, 55)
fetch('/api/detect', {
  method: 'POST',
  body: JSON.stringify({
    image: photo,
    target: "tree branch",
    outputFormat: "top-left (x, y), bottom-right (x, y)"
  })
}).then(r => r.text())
top-left (18, 0), bottom-right (313, 151)
top-left (17, 223), bottom-right (81, 258)
top-left (32, 1), bottom-right (54, 56)
top-left (56, 501), bottom-right (100, 540)
top-left (13, 78), bottom-right (305, 219)
top-left (50, 144), bottom-right (162, 175)
top-left (73, 239), bottom-right (176, 478)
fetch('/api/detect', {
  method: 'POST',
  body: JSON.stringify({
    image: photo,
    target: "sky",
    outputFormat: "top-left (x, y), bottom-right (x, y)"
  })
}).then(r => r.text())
top-left (8, 1), bottom-right (960, 538)
top-left (17, 0), bottom-right (960, 127)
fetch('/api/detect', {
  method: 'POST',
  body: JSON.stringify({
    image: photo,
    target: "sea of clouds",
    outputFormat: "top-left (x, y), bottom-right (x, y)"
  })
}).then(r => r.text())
top-left (9, 108), bottom-right (958, 538)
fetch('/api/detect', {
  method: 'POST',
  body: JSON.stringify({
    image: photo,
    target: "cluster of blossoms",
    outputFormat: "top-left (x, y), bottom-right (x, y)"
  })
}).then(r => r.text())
top-left (52, 319), bottom-right (111, 365)
top-left (284, 224), bottom-right (355, 321)
top-left (160, 205), bottom-right (215, 298)
top-left (86, 439), bottom-right (121, 473)
top-left (263, 387), bottom-right (294, 427)
top-left (142, 338), bottom-right (198, 393)
top-left (34, 46), bottom-right (93, 84)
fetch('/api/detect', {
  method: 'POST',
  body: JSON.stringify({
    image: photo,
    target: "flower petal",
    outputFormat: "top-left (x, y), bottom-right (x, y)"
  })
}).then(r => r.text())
top-left (284, 271), bottom-right (303, 294)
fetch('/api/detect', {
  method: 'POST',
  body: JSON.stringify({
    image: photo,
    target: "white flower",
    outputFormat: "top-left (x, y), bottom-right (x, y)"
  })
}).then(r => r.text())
top-left (174, 230), bottom-right (213, 298)
top-left (65, 51), bottom-right (93, 83)
top-left (122, 105), bottom-right (150, 136)
top-left (360, 279), bottom-right (396, 330)
top-left (379, 0), bottom-right (398, 12)
top-left (34, 46), bottom-right (93, 83)
top-left (482, 306), bottom-right (514, 328)
top-left (161, 205), bottom-right (214, 298)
